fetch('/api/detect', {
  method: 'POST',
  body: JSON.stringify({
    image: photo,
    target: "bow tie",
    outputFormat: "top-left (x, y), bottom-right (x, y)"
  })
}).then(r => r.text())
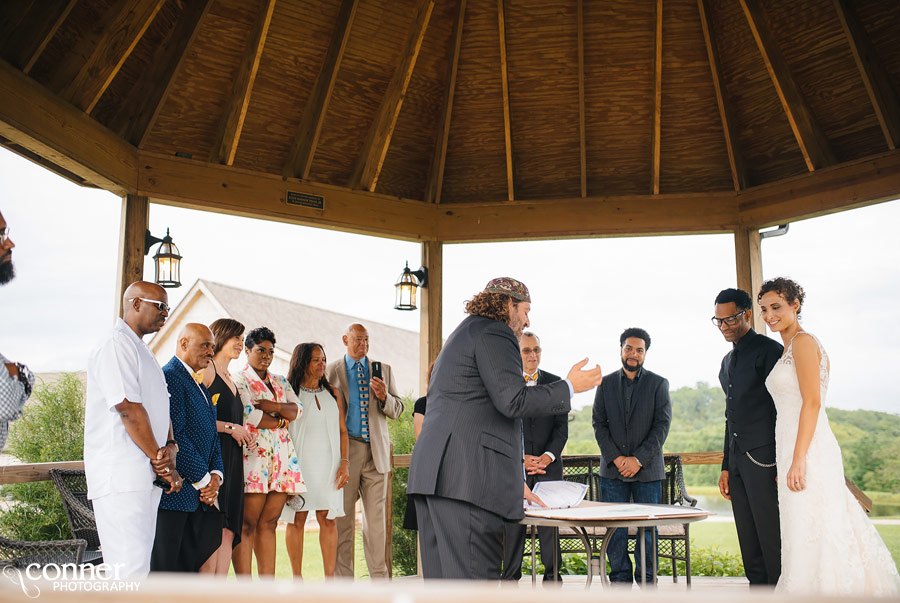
top-left (525, 373), bottom-right (538, 383)
top-left (192, 371), bottom-right (204, 385)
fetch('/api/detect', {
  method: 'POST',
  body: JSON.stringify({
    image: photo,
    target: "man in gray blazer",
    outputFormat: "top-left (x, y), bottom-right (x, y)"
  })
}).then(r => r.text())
top-left (592, 327), bottom-right (671, 585)
top-left (408, 277), bottom-right (603, 580)
top-left (326, 323), bottom-right (404, 579)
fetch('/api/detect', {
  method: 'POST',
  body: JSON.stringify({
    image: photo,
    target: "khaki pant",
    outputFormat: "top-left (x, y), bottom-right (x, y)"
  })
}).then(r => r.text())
top-left (336, 438), bottom-right (388, 578)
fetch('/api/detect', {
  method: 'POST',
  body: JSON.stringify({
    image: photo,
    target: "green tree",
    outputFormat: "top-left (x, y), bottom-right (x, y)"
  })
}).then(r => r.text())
top-left (0, 374), bottom-right (85, 541)
top-left (388, 397), bottom-right (417, 576)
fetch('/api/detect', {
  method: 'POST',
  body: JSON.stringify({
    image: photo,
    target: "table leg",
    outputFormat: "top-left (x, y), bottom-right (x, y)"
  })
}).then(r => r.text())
top-left (639, 527), bottom-right (646, 587)
top-left (652, 527), bottom-right (658, 584)
top-left (553, 526), bottom-right (559, 582)
top-left (574, 526), bottom-right (598, 590)
top-left (531, 527), bottom-right (536, 586)
top-left (596, 526), bottom-right (616, 589)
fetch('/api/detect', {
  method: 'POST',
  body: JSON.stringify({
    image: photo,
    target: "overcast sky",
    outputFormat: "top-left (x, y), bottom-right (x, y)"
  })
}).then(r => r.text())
top-left (2, 146), bottom-right (899, 413)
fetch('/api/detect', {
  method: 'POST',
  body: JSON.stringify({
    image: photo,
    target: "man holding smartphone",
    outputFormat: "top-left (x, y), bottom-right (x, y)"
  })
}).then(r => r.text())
top-left (326, 323), bottom-right (404, 579)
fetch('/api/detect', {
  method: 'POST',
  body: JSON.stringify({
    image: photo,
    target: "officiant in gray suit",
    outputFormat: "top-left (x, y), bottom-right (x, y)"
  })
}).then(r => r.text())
top-left (592, 327), bottom-right (671, 586)
top-left (407, 277), bottom-right (604, 580)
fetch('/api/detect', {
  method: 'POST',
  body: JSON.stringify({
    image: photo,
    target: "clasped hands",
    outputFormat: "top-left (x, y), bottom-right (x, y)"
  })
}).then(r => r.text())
top-left (230, 423), bottom-right (258, 451)
top-left (524, 453), bottom-right (552, 475)
top-left (614, 455), bottom-right (641, 478)
top-left (152, 444), bottom-right (182, 494)
top-left (199, 474), bottom-right (221, 505)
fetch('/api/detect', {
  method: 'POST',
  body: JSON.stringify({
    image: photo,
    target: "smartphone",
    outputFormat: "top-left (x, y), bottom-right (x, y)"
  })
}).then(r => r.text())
top-left (153, 476), bottom-right (170, 489)
top-left (371, 361), bottom-right (383, 380)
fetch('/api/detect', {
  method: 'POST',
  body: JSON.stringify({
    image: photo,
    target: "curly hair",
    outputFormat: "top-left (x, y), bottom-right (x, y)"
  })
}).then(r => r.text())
top-left (287, 343), bottom-right (337, 399)
top-left (245, 326), bottom-right (276, 349)
top-left (620, 327), bottom-right (651, 350)
top-left (464, 291), bottom-right (515, 323)
top-left (758, 277), bottom-right (806, 317)
top-left (209, 318), bottom-right (245, 354)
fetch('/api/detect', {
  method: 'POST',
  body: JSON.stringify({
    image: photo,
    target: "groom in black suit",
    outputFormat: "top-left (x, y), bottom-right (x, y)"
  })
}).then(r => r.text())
top-left (501, 331), bottom-right (567, 582)
top-left (714, 288), bottom-right (783, 585)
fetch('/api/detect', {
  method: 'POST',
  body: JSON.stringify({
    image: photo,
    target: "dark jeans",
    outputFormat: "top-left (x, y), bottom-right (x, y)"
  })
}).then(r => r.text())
top-left (600, 477), bottom-right (661, 585)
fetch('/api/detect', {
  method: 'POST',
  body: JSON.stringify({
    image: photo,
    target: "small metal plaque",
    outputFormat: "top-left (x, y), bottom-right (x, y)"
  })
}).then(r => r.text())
top-left (286, 191), bottom-right (324, 210)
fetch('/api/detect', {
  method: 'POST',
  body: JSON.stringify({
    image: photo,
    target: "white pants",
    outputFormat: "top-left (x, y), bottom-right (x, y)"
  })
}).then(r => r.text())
top-left (92, 488), bottom-right (162, 579)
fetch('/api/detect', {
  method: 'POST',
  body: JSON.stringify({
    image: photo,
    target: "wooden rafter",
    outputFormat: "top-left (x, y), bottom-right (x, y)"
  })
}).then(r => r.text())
top-left (3, 0), bottom-right (78, 74)
top-left (107, 0), bottom-right (212, 147)
top-left (0, 58), bottom-right (137, 194)
top-left (577, 0), bottom-right (586, 198)
top-left (833, 0), bottom-right (900, 150)
top-left (210, 0), bottom-right (276, 166)
top-left (651, 0), bottom-right (663, 194)
top-left (60, 0), bottom-right (166, 113)
top-left (283, 0), bottom-right (359, 180)
top-left (425, 0), bottom-right (466, 204)
top-left (351, 0), bottom-right (434, 192)
top-left (698, 0), bottom-right (745, 191)
top-left (740, 0), bottom-right (836, 172)
top-left (497, 0), bottom-right (514, 201)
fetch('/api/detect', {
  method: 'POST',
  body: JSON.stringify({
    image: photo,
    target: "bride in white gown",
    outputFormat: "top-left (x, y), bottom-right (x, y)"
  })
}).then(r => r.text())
top-left (759, 277), bottom-right (900, 596)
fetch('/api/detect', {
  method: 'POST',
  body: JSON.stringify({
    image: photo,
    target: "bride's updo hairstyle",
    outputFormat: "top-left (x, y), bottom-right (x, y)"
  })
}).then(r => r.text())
top-left (758, 277), bottom-right (806, 318)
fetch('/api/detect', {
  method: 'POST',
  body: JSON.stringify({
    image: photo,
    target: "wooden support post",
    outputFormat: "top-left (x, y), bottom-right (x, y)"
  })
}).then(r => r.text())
top-left (734, 227), bottom-right (765, 333)
top-left (114, 195), bottom-right (149, 319)
top-left (419, 241), bottom-right (443, 395)
top-left (385, 442), bottom-right (394, 579)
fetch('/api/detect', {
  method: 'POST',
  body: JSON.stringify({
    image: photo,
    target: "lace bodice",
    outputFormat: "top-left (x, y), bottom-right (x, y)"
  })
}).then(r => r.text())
top-left (766, 331), bottom-right (830, 422)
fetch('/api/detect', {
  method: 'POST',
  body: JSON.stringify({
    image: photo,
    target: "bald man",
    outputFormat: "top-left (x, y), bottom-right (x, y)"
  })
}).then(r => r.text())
top-left (326, 323), bottom-right (404, 579)
top-left (85, 281), bottom-right (182, 578)
top-left (151, 324), bottom-right (224, 573)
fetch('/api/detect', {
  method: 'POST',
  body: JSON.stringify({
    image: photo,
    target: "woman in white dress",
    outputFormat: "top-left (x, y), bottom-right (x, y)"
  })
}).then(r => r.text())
top-left (283, 342), bottom-right (350, 578)
top-left (759, 277), bottom-right (900, 596)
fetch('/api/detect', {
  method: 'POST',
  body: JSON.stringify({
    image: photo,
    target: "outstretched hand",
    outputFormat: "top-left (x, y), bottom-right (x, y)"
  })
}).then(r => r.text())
top-left (566, 358), bottom-right (603, 393)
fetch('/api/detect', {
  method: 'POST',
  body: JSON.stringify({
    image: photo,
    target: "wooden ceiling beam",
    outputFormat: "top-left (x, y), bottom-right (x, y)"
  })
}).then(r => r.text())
top-left (698, 0), bottom-right (746, 191)
top-left (107, 0), bottom-right (212, 148)
top-left (497, 0), bottom-right (514, 201)
top-left (210, 0), bottom-right (276, 166)
top-left (138, 151), bottom-right (435, 242)
top-left (740, 0), bottom-right (836, 172)
top-left (435, 192), bottom-right (740, 242)
top-left (738, 149), bottom-right (900, 226)
top-left (425, 0), bottom-right (466, 204)
top-left (577, 0), bottom-right (586, 198)
top-left (0, 58), bottom-right (136, 194)
top-left (282, 0), bottom-right (359, 180)
top-left (833, 0), bottom-right (900, 150)
top-left (651, 0), bottom-right (663, 195)
top-left (351, 0), bottom-right (434, 192)
top-left (60, 0), bottom-right (166, 114)
top-left (2, 0), bottom-right (77, 74)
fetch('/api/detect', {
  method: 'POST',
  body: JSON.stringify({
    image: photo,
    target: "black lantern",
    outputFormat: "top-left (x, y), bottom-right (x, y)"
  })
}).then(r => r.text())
top-left (145, 228), bottom-right (182, 288)
top-left (394, 262), bottom-right (427, 310)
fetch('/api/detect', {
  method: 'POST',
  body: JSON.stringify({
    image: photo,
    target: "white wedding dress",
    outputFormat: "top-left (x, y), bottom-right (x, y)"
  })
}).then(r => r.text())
top-left (766, 332), bottom-right (900, 596)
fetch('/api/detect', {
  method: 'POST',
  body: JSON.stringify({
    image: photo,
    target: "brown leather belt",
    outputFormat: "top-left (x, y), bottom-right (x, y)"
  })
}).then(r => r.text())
top-left (349, 435), bottom-right (369, 443)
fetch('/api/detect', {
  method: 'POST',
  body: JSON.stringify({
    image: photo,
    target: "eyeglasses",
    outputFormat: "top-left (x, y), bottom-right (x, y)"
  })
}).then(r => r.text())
top-left (711, 310), bottom-right (747, 327)
top-left (0, 227), bottom-right (9, 245)
top-left (521, 347), bottom-right (542, 355)
top-left (131, 297), bottom-right (171, 313)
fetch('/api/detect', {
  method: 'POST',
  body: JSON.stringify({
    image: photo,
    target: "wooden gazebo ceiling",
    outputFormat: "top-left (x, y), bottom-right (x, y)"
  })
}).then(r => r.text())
top-left (1, 0), bottom-right (900, 242)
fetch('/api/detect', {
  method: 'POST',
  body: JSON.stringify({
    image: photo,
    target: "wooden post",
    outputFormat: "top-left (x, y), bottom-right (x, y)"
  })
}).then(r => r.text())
top-left (385, 442), bottom-right (393, 579)
top-left (114, 194), bottom-right (149, 319)
top-left (733, 227), bottom-right (765, 333)
top-left (419, 241), bottom-right (443, 395)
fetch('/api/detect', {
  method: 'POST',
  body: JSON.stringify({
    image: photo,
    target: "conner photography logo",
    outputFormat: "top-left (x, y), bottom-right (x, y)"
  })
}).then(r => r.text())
top-left (3, 563), bottom-right (140, 597)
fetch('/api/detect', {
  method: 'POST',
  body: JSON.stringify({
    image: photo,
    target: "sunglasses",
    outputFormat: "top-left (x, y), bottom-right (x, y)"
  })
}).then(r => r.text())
top-left (131, 297), bottom-right (171, 313)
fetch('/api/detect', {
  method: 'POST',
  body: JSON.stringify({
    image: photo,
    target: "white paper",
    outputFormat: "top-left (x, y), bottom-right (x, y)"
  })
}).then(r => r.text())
top-left (525, 503), bottom-right (711, 521)
top-left (527, 480), bottom-right (588, 509)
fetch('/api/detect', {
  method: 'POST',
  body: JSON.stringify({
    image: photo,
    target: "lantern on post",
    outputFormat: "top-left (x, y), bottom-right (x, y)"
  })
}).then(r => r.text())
top-left (394, 262), bottom-right (427, 310)
top-left (145, 228), bottom-right (182, 288)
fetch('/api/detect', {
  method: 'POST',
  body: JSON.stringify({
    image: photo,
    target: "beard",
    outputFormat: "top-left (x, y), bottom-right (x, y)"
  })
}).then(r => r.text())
top-left (621, 357), bottom-right (642, 372)
top-left (0, 257), bottom-right (14, 284)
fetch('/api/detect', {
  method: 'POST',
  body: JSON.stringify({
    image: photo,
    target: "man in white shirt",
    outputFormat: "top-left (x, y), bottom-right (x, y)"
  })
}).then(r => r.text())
top-left (85, 281), bottom-right (182, 578)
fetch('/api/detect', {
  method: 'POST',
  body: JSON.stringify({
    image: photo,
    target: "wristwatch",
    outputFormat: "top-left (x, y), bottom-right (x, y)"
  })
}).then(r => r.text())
top-left (166, 439), bottom-right (179, 453)
top-left (15, 362), bottom-right (33, 398)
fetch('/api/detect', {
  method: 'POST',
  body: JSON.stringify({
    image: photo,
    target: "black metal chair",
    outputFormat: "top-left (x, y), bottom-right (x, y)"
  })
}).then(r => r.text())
top-left (0, 534), bottom-right (86, 568)
top-left (48, 469), bottom-right (102, 565)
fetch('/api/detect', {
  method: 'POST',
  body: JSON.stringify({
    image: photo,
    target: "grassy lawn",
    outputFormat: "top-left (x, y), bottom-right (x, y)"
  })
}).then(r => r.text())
top-left (227, 528), bottom-right (369, 581)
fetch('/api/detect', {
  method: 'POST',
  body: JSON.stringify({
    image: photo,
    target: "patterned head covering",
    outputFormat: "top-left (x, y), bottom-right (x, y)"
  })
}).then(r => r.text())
top-left (483, 277), bottom-right (530, 303)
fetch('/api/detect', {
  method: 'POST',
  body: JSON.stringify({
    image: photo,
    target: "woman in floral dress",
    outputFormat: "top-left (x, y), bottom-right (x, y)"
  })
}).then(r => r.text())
top-left (232, 326), bottom-right (305, 577)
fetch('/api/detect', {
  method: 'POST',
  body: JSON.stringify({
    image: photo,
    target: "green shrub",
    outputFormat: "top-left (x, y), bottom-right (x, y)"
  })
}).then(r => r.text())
top-left (0, 373), bottom-right (85, 541)
top-left (388, 397), bottom-right (417, 576)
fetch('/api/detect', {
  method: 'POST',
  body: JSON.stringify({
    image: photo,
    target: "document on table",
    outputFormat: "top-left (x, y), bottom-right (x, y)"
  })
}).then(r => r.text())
top-left (526, 480), bottom-right (588, 509)
top-left (525, 503), bottom-right (710, 520)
